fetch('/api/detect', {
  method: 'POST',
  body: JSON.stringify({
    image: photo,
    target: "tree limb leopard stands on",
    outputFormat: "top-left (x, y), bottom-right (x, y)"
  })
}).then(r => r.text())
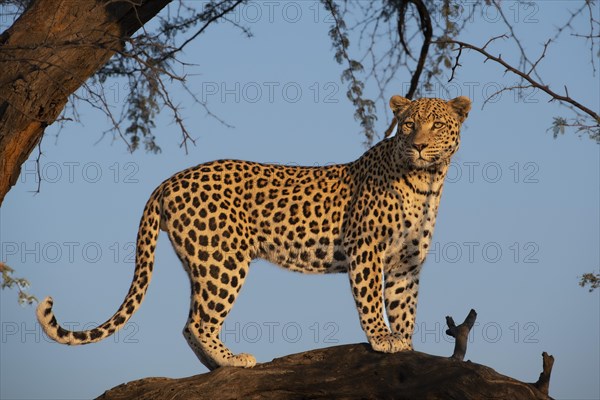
top-left (445, 308), bottom-right (477, 361)
top-left (97, 344), bottom-right (555, 400)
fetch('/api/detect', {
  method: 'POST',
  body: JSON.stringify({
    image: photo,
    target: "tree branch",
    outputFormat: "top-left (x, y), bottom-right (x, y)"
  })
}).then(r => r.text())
top-left (156, 0), bottom-right (247, 64)
top-left (445, 309), bottom-right (477, 361)
top-left (403, 0), bottom-right (432, 101)
top-left (447, 46), bottom-right (461, 83)
top-left (435, 38), bottom-right (600, 124)
top-left (533, 352), bottom-right (555, 396)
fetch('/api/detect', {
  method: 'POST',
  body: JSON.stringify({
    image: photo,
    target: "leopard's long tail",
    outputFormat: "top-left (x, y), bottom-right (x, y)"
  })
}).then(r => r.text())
top-left (36, 185), bottom-right (164, 345)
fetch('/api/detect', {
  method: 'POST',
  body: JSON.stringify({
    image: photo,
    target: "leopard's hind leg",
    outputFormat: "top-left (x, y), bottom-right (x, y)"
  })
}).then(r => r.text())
top-left (162, 192), bottom-right (256, 370)
top-left (181, 251), bottom-right (255, 370)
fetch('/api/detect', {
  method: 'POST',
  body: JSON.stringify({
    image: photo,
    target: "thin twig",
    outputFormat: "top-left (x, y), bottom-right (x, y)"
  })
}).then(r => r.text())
top-left (157, 0), bottom-right (246, 64)
top-left (527, 39), bottom-right (551, 77)
top-left (33, 139), bottom-right (43, 195)
top-left (447, 46), bottom-right (461, 83)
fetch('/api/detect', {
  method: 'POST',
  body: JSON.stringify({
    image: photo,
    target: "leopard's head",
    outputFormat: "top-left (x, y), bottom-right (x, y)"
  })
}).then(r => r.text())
top-left (389, 96), bottom-right (471, 169)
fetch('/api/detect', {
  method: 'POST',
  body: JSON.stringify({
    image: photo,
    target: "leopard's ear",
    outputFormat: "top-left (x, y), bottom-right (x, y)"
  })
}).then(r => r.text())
top-left (448, 96), bottom-right (471, 123)
top-left (389, 95), bottom-right (412, 116)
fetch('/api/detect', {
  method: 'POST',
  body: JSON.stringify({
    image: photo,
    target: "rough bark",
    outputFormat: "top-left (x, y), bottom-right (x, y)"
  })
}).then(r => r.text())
top-left (0, 0), bottom-right (171, 206)
top-left (96, 344), bottom-right (553, 400)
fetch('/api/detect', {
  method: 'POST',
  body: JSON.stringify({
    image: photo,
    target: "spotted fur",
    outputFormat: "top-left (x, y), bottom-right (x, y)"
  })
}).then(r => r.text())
top-left (37, 96), bottom-right (471, 370)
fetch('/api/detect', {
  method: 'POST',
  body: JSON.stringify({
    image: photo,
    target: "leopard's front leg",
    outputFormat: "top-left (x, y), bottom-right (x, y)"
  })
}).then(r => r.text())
top-left (383, 268), bottom-right (420, 350)
top-left (348, 250), bottom-right (409, 353)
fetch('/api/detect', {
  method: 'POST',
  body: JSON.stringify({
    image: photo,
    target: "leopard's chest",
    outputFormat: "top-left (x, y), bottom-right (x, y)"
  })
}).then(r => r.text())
top-left (382, 185), bottom-right (442, 272)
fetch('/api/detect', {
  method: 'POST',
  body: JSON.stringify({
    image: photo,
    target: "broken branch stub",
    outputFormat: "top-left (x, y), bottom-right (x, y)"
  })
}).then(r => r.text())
top-left (533, 351), bottom-right (555, 396)
top-left (445, 309), bottom-right (477, 361)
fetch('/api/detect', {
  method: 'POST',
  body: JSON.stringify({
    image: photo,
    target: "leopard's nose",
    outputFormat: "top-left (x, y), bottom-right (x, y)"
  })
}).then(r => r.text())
top-left (412, 143), bottom-right (428, 152)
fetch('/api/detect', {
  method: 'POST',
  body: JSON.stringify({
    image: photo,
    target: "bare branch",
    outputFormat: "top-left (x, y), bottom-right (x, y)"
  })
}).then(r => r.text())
top-left (78, 1), bottom-right (246, 154)
top-left (80, 82), bottom-right (134, 151)
top-left (154, 74), bottom-right (196, 153)
top-left (181, 84), bottom-right (234, 129)
top-left (447, 46), bottom-right (461, 83)
top-left (551, 0), bottom-right (599, 75)
top-left (402, 0), bottom-right (433, 101)
top-left (533, 352), bottom-right (555, 396)
top-left (435, 38), bottom-right (600, 124)
top-left (157, 0), bottom-right (248, 64)
top-left (481, 84), bottom-right (536, 109)
top-left (552, 1), bottom-right (592, 42)
top-left (33, 138), bottom-right (43, 195)
top-left (482, 34), bottom-right (508, 52)
top-left (396, 1), bottom-right (412, 58)
top-left (527, 39), bottom-right (551, 77)
top-left (446, 309), bottom-right (477, 361)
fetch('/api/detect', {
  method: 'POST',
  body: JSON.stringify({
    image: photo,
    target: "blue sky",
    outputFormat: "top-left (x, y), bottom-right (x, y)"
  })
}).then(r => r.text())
top-left (1, 1), bottom-right (599, 399)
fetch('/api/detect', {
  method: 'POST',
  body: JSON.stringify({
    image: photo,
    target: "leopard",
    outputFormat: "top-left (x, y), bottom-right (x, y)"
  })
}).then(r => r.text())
top-left (37, 95), bottom-right (471, 370)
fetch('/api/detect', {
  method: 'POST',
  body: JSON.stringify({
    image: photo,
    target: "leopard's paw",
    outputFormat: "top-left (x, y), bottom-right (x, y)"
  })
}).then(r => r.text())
top-left (369, 333), bottom-right (411, 353)
top-left (222, 352), bottom-right (256, 368)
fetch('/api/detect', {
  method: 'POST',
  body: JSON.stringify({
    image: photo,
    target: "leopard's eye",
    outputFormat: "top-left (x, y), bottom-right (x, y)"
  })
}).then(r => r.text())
top-left (433, 121), bottom-right (445, 129)
top-left (403, 121), bottom-right (415, 129)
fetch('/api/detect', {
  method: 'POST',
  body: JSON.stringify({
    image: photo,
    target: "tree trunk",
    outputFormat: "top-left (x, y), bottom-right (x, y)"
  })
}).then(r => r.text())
top-left (0, 0), bottom-right (171, 206)
top-left (96, 344), bottom-right (553, 400)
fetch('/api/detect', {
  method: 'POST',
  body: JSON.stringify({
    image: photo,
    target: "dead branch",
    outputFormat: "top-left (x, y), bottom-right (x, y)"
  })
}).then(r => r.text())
top-left (445, 309), bottom-right (477, 361)
top-left (434, 38), bottom-right (600, 124)
top-left (156, 0), bottom-right (247, 64)
top-left (533, 352), bottom-right (555, 396)
top-left (527, 39), bottom-right (551, 77)
top-left (402, 0), bottom-right (432, 101)
top-left (154, 75), bottom-right (196, 153)
top-left (447, 46), bottom-right (462, 83)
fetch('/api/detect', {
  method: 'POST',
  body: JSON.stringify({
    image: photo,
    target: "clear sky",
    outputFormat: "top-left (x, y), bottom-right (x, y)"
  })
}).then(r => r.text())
top-left (1, 1), bottom-right (599, 399)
